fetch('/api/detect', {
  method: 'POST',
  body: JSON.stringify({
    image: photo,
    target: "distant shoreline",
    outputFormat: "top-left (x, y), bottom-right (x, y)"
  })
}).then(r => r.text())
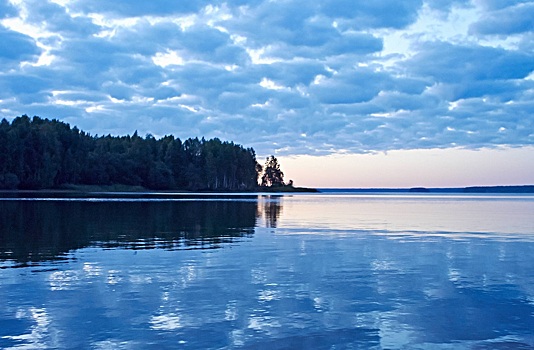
top-left (0, 183), bottom-right (319, 196)
top-left (319, 185), bottom-right (534, 194)
top-left (1, 185), bottom-right (532, 196)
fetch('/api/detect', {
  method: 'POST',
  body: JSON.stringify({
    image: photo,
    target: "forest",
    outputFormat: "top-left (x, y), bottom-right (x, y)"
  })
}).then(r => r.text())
top-left (0, 115), bottom-right (287, 191)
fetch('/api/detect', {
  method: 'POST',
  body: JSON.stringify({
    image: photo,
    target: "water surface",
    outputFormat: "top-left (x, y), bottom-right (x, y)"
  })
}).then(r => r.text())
top-left (1, 193), bottom-right (533, 349)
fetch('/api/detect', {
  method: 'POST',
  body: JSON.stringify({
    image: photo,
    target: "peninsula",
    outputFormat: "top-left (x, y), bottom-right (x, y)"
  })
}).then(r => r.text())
top-left (0, 115), bottom-right (315, 192)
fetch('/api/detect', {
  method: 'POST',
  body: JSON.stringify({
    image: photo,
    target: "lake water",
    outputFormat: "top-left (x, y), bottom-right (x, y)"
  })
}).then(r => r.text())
top-left (1, 193), bottom-right (533, 349)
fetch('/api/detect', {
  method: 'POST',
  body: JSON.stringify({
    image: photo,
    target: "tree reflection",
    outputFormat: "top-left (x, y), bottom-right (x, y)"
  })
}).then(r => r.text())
top-left (260, 196), bottom-right (283, 228)
top-left (0, 199), bottom-right (258, 267)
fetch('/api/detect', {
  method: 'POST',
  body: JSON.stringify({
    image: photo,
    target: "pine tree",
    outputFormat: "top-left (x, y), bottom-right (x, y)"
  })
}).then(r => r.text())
top-left (261, 155), bottom-right (284, 187)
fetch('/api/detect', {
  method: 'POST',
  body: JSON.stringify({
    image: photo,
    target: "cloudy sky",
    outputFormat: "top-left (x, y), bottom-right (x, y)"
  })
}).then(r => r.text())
top-left (1, 0), bottom-right (533, 187)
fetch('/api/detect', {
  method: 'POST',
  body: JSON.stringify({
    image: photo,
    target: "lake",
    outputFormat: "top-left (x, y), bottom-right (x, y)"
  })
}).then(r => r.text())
top-left (1, 192), bottom-right (533, 349)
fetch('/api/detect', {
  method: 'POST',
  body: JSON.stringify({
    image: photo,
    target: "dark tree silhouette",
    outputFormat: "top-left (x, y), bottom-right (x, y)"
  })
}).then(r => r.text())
top-left (0, 115), bottom-right (260, 191)
top-left (261, 155), bottom-right (285, 187)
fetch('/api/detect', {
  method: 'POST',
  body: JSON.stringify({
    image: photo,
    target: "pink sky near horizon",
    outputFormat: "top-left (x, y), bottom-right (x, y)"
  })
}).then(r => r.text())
top-left (277, 146), bottom-right (534, 189)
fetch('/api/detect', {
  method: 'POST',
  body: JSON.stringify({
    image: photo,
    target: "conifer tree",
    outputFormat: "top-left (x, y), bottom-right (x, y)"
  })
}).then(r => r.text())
top-left (261, 155), bottom-right (285, 187)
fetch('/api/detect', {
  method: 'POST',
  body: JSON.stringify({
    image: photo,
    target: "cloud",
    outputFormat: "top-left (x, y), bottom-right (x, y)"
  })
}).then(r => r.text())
top-left (309, 68), bottom-right (389, 104)
top-left (0, 0), bottom-right (533, 156)
top-left (18, 0), bottom-right (99, 37)
top-left (0, 0), bottom-right (17, 18)
top-left (407, 41), bottom-right (534, 82)
top-left (319, 0), bottom-right (423, 29)
top-left (69, 0), bottom-right (213, 17)
top-left (469, 2), bottom-right (534, 35)
top-left (475, 0), bottom-right (531, 11)
top-left (404, 41), bottom-right (534, 103)
top-left (0, 28), bottom-right (40, 64)
top-left (425, 0), bottom-right (470, 11)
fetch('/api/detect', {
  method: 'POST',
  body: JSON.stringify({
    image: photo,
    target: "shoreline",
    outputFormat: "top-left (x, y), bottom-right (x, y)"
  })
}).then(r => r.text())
top-left (320, 185), bottom-right (534, 194)
top-left (0, 185), bottom-right (532, 197)
top-left (0, 184), bottom-right (319, 196)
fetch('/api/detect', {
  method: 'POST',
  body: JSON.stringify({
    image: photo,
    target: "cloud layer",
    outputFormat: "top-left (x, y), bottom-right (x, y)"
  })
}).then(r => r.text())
top-left (0, 0), bottom-right (533, 155)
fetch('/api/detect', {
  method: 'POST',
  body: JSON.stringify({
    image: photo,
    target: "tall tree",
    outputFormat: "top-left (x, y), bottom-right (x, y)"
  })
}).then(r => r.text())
top-left (261, 155), bottom-right (284, 187)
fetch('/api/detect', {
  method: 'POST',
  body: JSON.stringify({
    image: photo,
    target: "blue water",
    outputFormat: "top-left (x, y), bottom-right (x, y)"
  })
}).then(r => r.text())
top-left (1, 193), bottom-right (533, 349)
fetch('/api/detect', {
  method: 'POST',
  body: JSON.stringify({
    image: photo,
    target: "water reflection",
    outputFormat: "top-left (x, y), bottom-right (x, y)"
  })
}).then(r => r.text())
top-left (1, 194), bottom-right (533, 349)
top-left (0, 199), bottom-right (258, 267)
top-left (259, 196), bottom-right (283, 228)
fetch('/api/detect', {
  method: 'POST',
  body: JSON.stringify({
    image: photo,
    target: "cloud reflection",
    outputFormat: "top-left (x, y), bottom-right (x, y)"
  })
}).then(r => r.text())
top-left (2, 307), bottom-right (55, 349)
top-left (0, 195), bottom-right (532, 348)
top-left (150, 314), bottom-right (183, 331)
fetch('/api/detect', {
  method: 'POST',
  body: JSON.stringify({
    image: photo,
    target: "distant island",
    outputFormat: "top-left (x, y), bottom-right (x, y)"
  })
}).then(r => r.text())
top-left (0, 115), bottom-right (316, 193)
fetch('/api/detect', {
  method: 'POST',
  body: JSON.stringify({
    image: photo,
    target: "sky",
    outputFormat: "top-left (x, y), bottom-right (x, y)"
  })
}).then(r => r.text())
top-left (0, 0), bottom-right (533, 188)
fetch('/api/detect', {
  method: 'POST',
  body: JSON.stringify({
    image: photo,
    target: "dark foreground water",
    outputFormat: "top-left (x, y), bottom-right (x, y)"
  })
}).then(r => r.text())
top-left (0, 193), bottom-right (533, 349)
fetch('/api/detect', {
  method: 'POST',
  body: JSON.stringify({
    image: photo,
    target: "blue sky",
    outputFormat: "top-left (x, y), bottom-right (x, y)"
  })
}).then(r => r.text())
top-left (1, 0), bottom-right (533, 187)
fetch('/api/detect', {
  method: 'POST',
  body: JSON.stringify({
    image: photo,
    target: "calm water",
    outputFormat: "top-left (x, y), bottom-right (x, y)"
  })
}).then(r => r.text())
top-left (1, 193), bottom-right (533, 349)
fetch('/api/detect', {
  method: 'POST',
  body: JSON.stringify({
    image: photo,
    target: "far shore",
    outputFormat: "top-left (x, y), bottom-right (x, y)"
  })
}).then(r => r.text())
top-left (1, 184), bottom-right (532, 196)
top-left (320, 185), bottom-right (534, 194)
top-left (0, 183), bottom-right (319, 195)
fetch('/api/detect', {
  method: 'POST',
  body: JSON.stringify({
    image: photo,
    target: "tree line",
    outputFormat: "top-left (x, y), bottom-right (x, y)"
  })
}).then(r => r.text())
top-left (0, 115), bottom-right (287, 191)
